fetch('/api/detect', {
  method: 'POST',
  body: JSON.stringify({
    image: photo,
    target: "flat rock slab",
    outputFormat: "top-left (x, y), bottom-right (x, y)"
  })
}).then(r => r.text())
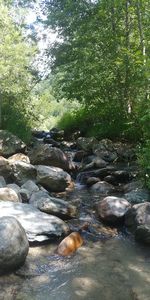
top-left (0, 202), bottom-right (69, 242)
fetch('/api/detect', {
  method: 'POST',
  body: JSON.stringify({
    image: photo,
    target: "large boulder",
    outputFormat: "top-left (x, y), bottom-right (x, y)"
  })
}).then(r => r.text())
top-left (11, 161), bottom-right (37, 185)
top-left (30, 191), bottom-right (77, 219)
top-left (0, 201), bottom-right (69, 242)
top-left (125, 203), bottom-right (150, 244)
top-left (77, 137), bottom-right (98, 153)
top-left (29, 144), bottom-right (70, 171)
top-left (36, 165), bottom-right (72, 192)
top-left (90, 181), bottom-right (115, 195)
top-left (0, 216), bottom-right (29, 274)
top-left (0, 187), bottom-right (21, 202)
top-left (97, 196), bottom-right (131, 223)
top-left (0, 130), bottom-right (26, 157)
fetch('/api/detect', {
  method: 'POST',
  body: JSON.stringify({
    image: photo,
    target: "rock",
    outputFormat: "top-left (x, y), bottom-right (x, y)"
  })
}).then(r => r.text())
top-left (104, 175), bottom-right (117, 185)
top-left (57, 232), bottom-right (83, 256)
top-left (30, 191), bottom-right (77, 219)
top-left (86, 177), bottom-right (100, 187)
top-left (123, 181), bottom-right (143, 193)
top-left (90, 181), bottom-right (115, 194)
top-left (7, 183), bottom-right (20, 193)
top-left (125, 202), bottom-right (150, 231)
top-left (11, 161), bottom-right (37, 185)
top-left (125, 203), bottom-right (150, 244)
top-left (77, 137), bottom-right (98, 153)
top-left (21, 180), bottom-right (39, 196)
top-left (43, 137), bottom-right (60, 147)
top-left (124, 188), bottom-right (150, 204)
top-left (0, 156), bottom-right (12, 180)
top-left (0, 201), bottom-right (69, 242)
top-left (0, 176), bottom-right (6, 188)
top-left (0, 187), bottom-right (21, 202)
top-left (0, 130), bottom-right (26, 157)
top-left (97, 196), bottom-right (131, 223)
top-left (29, 144), bottom-right (70, 171)
top-left (0, 216), bottom-right (29, 274)
top-left (8, 153), bottom-right (30, 164)
top-left (36, 165), bottom-right (72, 192)
top-left (82, 158), bottom-right (108, 171)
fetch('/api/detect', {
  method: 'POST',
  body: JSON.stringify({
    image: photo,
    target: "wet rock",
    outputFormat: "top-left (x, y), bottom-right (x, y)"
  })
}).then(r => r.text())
top-left (30, 191), bottom-right (77, 219)
top-left (36, 165), bottom-right (72, 192)
top-left (43, 137), bottom-right (60, 147)
top-left (97, 196), bottom-right (131, 223)
top-left (57, 232), bottom-right (83, 256)
top-left (11, 161), bottom-right (37, 185)
top-left (90, 181), bottom-right (115, 194)
top-left (8, 153), bottom-right (30, 164)
top-left (0, 130), bottom-right (26, 157)
top-left (104, 175), bottom-right (117, 185)
top-left (135, 225), bottom-right (150, 244)
top-left (0, 216), bottom-right (29, 274)
top-left (124, 188), bottom-right (150, 204)
top-left (0, 187), bottom-right (21, 202)
top-left (0, 176), bottom-right (6, 188)
top-left (29, 144), bottom-right (70, 171)
top-left (0, 201), bottom-right (69, 242)
top-left (77, 137), bottom-right (98, 153)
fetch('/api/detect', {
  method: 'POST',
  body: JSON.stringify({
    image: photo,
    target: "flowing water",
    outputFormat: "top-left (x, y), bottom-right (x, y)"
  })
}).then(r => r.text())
top-left (0, 186), bottom-right (150, 300)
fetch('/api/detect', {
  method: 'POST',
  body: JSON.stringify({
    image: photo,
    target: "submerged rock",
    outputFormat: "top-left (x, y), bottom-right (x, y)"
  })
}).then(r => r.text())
top-left (0, 216), bottom-right (29, 274)
top-left (0, 201), bottom-right (69, 242)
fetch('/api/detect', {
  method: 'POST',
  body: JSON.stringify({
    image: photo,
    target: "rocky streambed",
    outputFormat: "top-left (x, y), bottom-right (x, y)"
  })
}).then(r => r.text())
top-left (0, 129), bottom-right (150, 299)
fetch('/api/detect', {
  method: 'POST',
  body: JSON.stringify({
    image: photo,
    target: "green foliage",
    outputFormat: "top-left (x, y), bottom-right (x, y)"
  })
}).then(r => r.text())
top-left (0, 0), bottom-right (37, 140)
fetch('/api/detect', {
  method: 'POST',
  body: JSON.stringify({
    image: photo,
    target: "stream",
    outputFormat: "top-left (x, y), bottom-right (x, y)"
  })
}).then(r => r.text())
top-left (0, 185), bottom-right (150, 300)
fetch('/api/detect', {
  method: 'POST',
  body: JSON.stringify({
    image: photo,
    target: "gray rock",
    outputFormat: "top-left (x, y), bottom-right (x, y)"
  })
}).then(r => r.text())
top-left (135, 225), bottom-right (150, 244)
top-left (0, 176), bottom-right (6, 188)
top-left (82, 158), bottom-right (108, 171)
top-left (36, 165), bottom-right (72, 192)
top-left (11, 161), bottom-right (37, 185)
top-left (20, 188), bottom-right (31, 203)
top-left (29, 144), bottom-right (70, 171)
top-left (97, 196), bottom-right (131, 223)
top-left (90, 181), bottom-right (115, 195)
top-left (0, 201), bottom-right (69, 242)
top-left (0, 216), bottom-right (29, 274)
top-left (7, 183), bottom-right (20, 193)
top-left (21, 180), bottom-right (39, 196)
top-left (30, 191), bottom-right (77, 219)
top-left (0, 187), bottom-right (21, 202)
top-left (0, 130), bottom-right (26, 157)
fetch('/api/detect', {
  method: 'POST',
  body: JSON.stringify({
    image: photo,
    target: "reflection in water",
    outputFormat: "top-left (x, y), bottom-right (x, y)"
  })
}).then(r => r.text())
top-left (0, 187), bottom-right (150, 300)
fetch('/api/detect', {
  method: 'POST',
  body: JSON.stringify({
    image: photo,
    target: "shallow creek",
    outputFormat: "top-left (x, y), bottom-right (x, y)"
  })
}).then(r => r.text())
top-left (0, 186), bottom-right (150, 300)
